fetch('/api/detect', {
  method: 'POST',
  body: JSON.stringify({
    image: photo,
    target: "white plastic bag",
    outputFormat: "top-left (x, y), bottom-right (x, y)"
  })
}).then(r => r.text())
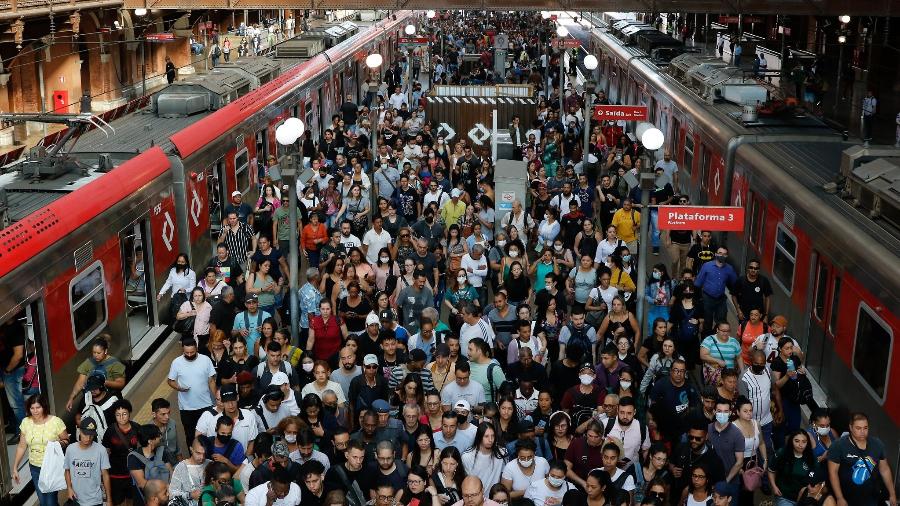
top-left (38, 440), bottom-right (66, 493)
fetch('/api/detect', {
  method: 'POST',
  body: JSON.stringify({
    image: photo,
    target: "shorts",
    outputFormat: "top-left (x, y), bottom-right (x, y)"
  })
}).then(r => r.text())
top-left (109, 475), bottom-right (134, 504)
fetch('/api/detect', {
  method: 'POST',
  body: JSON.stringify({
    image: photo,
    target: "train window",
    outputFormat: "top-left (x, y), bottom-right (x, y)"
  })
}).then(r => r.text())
top-left (852, 304), bottom-right (892, 402)
top-left (670, 117), bottom-right (680, 157)
top-left (305, 100), bottom-right (314, 140)
top-left (773, 224), bottom-right (797, 294)
top-left (683, 135), bottom-right (694, 176)
top-left (235, 149), bottom-right (250, 194)
top-left (70, 262), bottom-right (108, 349)
top-left (813, 261), bottom-right (829, 321)
top-left (748, 194), bottom-right (760, 245)
top-left (829, 276), bottom-right (841, 336)
top-left (649, 96), bottom-right (657, 124)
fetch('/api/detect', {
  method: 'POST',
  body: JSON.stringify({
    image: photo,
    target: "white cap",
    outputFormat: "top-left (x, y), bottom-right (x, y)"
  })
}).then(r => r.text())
top-left (363, 354), bottom-right (379, 366)
top-left (454, 399), bottom-right (471, 412)
top-left (231, 190), bottom-right (242, 197)
top-left (365, 313), bottom-right (380, 326)
top-left (270, 372), bottom-right (289, 386)
top-left (451, 188), bottom-right (463, 198)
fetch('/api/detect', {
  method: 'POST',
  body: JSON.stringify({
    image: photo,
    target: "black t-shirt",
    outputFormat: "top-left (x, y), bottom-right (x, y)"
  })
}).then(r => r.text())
top-left (102, 421), bottom-right (140, 475)
top-left (669, 228), bottom-right (693, 245)
top-left (828, 436), bottom-right (887, 506)
top-left (0, 320), bottom-right (26, 371)
top-left (251, 248), bottom-right (284, 281)
top-left (687, 242), bottom-right (716, 273)
top-left (650, 182), bottom-right (674, 205)
top-left (324, 464), bottom-right (365, 495)
top-left (210, 299), bottom-right (239, 337)
top-left (597, 186), bottom-right (621, 225)
top-left (771, 354), bottom-right (803, 401)
top-left (412, 252), bottom-right (437, 276)
top-left (207, 255), bottom-right (244, 287)
top-left (548, 360), bottom-right (580, 402)
top-left (732, 275), bottom-right (773, 315)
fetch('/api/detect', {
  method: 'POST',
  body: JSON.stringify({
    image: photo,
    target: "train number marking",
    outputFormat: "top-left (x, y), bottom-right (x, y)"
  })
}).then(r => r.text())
top-left (161, 211), bottom-right (175, 251)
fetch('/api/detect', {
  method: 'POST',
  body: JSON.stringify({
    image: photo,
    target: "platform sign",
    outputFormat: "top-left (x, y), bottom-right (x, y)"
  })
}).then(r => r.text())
top-left (592, 105), bottom-right (648, 122)
top-left (658, 206), bottom-right (745, 232)
top-left (499, 191), bottom-right (515, 211)
top-left (552, 38), bottom-right (580, 49)
top-left (146, 33), bottom-right (176, 42)
top-left (399, 37), bottom-right (429, 47)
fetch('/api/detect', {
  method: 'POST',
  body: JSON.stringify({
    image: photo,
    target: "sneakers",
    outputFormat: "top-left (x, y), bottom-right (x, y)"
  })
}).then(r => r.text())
top-left (652, 247), bottom-right (660, 255)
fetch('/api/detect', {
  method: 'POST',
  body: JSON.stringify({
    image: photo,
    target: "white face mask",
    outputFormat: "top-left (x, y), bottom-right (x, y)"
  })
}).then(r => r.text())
top-left (620, 380), bottom-right (632, 390)
top-left (496, 240), bottom-right (507, 247)
top-left (380, 256), bottom-right (390, 263)
top-left (285, 434), bottom-right (297, 443)
top-left (547, 476), bottom-right (565, 488)
top-left (509, 250), bottom-right (519, 258)
top-left (816, 426), bottom-right (831, 436)
top-left (302, 362), bottom-right (314, 372)
top-left (579, 374), bottom-right (594, 386)
top-left (457, 276), bottom-right (467, 284)
top-left (554, 245), bottom-right (563, 252)
top-left (518, 458), bottom-right (534, 468)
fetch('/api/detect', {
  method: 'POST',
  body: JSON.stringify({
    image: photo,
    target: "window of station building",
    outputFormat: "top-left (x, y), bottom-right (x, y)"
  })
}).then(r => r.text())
top-left (235, 149), bottom-right (250, 194)
top-left (70, 263), bottom-right (108, 348)
top-left (853, 304), bottom-right (892, 402)
top-left (773, 224), bottom-right (796, 294)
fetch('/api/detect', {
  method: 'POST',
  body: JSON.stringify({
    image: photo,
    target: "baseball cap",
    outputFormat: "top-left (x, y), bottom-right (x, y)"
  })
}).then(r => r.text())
top-left (263, 385), bottom-right (285, 401)
top-left (220, 385), bottom-right (238, 401)
top-left (80, 417), bottom-right (98, 436)
top-left (772, 315), bottom-right (788, 327)
top-left (272, 440), bottom-right (290, 458)
top-left (270, 372), bottom-right (289, 386)
top-left (85, 373), bottom-right (105, 391)
top-left (580, 362), bottom-right (595, 374)
top-left (516, 419), bottom-right (535, 433)
top-left (231, 190), bottom-right (242, 197)
top-left (713, 482), bottom-right (732, 497)
top-left (454, 399), bottom-right (471, 412)
top-left (245, 293), bottom-right (259, 303)
top-left (363, 354), bottom-right (379, 367)
top-left (372, 399), bottom-right (391, 414)
top-left (236, 370), bottom-right (255, 385)
top-left (434, 343), bottom-right (451, 358)
top-left (409, 348), bottom-right (427, 363)
top-left (366, 313), bottom-right (380, 327)
top-left (379, 309), bottom-right (394, 322)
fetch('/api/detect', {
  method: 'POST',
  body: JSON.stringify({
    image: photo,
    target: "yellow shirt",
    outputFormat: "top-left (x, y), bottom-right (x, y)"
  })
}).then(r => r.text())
top-left (20, 415), bottom-right (66, 466)
top-left (611, 208), bottom-right (641, 243)
top-left (610, 267), bottom-right (636, 292)
top-left (440, 199), bottom-right (466, 227)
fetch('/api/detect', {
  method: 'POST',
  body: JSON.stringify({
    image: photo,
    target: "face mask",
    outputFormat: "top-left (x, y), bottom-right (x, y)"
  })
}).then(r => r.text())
top-left (652, 271), bottom-right (661, 280)
top-left (285, 434), bottom-right (297, 444)
top-left (216, 434), bottom-right (232, 445)
top-left (682, 291), bottom-right (694, 299)
top-left (622, 254), bottom-right (632, 263)
top-left (816, 426), bottom-right (831, 436)
top-left (620, 380), bottom-right (632, 390)
top-left (426, 216), bottom-right (435, 223)
top-left (323, 405), bottom-right (337, 414)
top-left (496, 240), bottom-right (507, 247)
top-left (380, 256), bottom-right (390, 263)
top-left (457, 276), bottom-right (467, 284)
top-left (716, 255), bottom-right (727, 263)
top-left (751, 364), bottom-right (766, 375)
top-left (456, 414), bottom-right (468, 425)
top-left (715, 412), bottom-right (730, 425)
top-left (519, 458), bottom-right (534, 468)
top-left (579, 374), bottom-right (594, 386)
top-left (547, 477), bottom-right (565, 488)
top-left (509, 250), bottom-right (519, 258)
top-left (554, 245), bottom-right (563, 252)
top-left (302, 362), bottom-right (314, 373)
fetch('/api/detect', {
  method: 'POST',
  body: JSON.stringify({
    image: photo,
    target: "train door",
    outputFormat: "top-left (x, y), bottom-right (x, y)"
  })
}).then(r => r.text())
top-left (207, 159), bottom-right (227, 237)
top-left (120, 219), bottom-right (156, 347)
top-left (698, 144), bottom-right (711, 205)
top-left (683, 133), bottom-right (695, 201)
top-left (256, 129), bottom-right (269, 165)
top-left (318, 88), bottom-right (326, 137)
top-left (806, 252), bottom-right (841, 385)
top-left (0, 300), bottom-right (51, 496)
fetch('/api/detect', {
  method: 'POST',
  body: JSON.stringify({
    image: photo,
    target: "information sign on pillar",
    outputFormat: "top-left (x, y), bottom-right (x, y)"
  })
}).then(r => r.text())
top-left (657, 206), bottom-right (745, 232)
top-left (592, 105), bottom-right (648, 122)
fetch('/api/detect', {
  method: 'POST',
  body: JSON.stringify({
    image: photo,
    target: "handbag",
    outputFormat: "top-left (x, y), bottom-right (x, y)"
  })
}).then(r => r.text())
top-left (173, 302), bottom-right (196, 334)
top-left (702, 338), bottom-right (726, 386)
top-left (742, 455), bottom-right (765, 491)
top-left (38, 440), bottom-right (67, 492)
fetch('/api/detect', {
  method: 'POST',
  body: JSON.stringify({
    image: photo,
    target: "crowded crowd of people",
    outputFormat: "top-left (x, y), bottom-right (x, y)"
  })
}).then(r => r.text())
top-left (4, 10), bottom-right (896, 506)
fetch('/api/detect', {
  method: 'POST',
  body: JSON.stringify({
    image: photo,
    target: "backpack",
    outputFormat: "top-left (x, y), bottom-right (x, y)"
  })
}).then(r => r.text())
top-left (566, 323), bottom-right (593, 360)
top-left (604, 417), bottom-right (648, 458)
top-left (129, 446), bottom-right (171, 484)
top-left (333, 464), bottom-right (367, 506)
top-left (212, 45), bottom-right (221, 57)
top-left (81, 392), bottom-right (117, 441)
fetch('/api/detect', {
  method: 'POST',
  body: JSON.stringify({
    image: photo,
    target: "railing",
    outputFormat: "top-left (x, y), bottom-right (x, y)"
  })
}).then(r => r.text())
top-left (433, 84), bottom-right (533, 97)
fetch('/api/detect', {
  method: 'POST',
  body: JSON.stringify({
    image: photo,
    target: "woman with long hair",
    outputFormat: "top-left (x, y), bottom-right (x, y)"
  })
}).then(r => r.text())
top-left (633, 444), bottom-right (671, 505)
top-left (640, 337), bottom-right (682, 395)
top-left (272, 328), bottom-right (302, 368)
top-left (597, 296), bottom-right (640, 348)
top-left (394, 373), bottom-right (426, 410)
top-left (496, 396), bottom-right (520, 446)
top-left (645, 263), bottom-right (674, 336)
top-left (768, 430), bottom-right (816, 506)
top-left (668, 284), bottom-right (705, 371)
top-left (535, 296), bottom-right (565, 365)
top-left (11, 395), bottom-right (68, 506)
top-left (734, 396), bottom-right (768, 506)
top-left (199, 461), bottom-right (245, 505)
top-left (307, 300), bottom-right (348, 366)
top-left (247, 259), bottom-right (279, 321)
top-left (431, 447), bottom-right (466, 506)
top-left (399, 465), bottom-right (440, 506)
top-left (503, 261), bottom-right (532, 308)
top-left (320, 256), bottom-right (345, 310)
top-left (406, 425), bottom-right (438, 476)
top-left (158, 253), bottom-right (196, 321)
top-left (338, 281), bottom-right (371, 337)
top-left (177, 287), bottom-right (213, 352)
top-left (208, 330), bottom-right (236, 386)
top-left (567, 254), bottom-right (598, 313)
top-left (254, 183), bottom-right (280, 240)
top-left (198, 267), bottom-right (227, 297)
top-left (443, 268), bottom-right (480, 333)
top-left (680, 463), bottom-right (713, 506)
top-left (374, 247), bottom-right (401, 293)
top-left (300, 360), bottom-right (347, 405)
top-left (461, 422), bottom-right (507, 496)
top-left (338, 184), bottom-right (370, 238)
top-left (229, 336), bottom-right (259, 375)
top-left (298, 393), bottom-right (338, 447)
top-left (255, 318), bottom-right (278, 359)
top-left (545, 411), bottom-right (574, 463)
top-left (445, 224), bottom-right (469, 274)
top-left (639, 318), bottom-right (671, 370)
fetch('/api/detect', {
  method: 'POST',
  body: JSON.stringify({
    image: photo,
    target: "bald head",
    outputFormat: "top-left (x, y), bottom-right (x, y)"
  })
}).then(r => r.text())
top-left (143, 479), bottom-right (169, 506)
top-left (462, 476), bottom-right (484, 506)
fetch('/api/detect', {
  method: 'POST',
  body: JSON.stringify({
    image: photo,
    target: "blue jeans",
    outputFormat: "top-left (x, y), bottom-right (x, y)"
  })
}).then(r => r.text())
top-left (1, 366), bottom-right (26, 433)
top-left (774, 497), bottom-right (797, 506)
top-left (650, 209), bottom-right (660, 248)
top-left (30, 464), bottom-right (58, 506)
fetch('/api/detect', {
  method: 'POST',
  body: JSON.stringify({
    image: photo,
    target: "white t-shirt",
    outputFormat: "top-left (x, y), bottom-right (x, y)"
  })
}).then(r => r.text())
top-left (594, 239), bottom-right (624, 266)
top-left (609, 468), bottom-right (635, 492)
top-left (245, 481), bottom-right (302, 506)
top-left (440, 380), bottom-right (486, 408)
top-left (462, 450), bottom-right (506, 496)
top-left (459, 319), bottom-right (496, 357)
top-left (460, 254), bottom-right (488, 288)
top-left (362, 229), bottom-right (392, 264)
top-left (339, 233), bottom-right (362, 253)
top-left (525, 479), bottom-right (575, 506)
top-left (167, 355), bottom-right (216, 410)
top-left (501, 457), bottom-right (549, 493)
top-left (196, 408), bottom-right (260, 451)
top-left (588, 285), bottom-right (618, 311)
top-left (752, 334), bottom-right (801, 367)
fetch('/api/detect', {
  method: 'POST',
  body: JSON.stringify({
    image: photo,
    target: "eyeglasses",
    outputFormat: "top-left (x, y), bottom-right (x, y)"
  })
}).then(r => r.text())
top-left (748, 266), bottom-right (760, 270)
top-left (364, 365), bottom-right (379, 369)
top-left (688, 435), bottom-right (705, 441)
top-left (400, 234), bottom-right (410, 238)
top-left (407, 479), bottom-right (424, 485)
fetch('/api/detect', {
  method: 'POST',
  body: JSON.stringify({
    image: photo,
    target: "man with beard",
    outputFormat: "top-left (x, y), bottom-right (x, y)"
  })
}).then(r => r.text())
top-left (330, 346), bottom-right (361, 401)
top-left (167, 337), bottom-right (217, 446)
top-left (348, 354), bottom-right (390, 414)
top-left (323, 439), bottom-right (367, 503)
top-left (669, 421), bottom-right (726, 495)
top-left (601, 397), bottom-right (649, 471)
top-left (249, 439), bottom-right (301, 489)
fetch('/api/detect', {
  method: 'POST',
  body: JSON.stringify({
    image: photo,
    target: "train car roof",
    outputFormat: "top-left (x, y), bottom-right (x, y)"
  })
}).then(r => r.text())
top-left (0, 147), bottom-right (171, 277)
top-left (67, 110), bottom-right (198, 156)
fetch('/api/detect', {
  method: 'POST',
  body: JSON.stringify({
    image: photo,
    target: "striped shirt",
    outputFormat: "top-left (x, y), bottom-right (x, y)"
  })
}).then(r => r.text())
top-left (459, 319), bottom-right (496, 358)
top-left (701, 335), bottom-right (742, 367)
top-left (221, 223), bottom-right (254, 260)
top-left (738, 368), bottom-right (773, 425)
